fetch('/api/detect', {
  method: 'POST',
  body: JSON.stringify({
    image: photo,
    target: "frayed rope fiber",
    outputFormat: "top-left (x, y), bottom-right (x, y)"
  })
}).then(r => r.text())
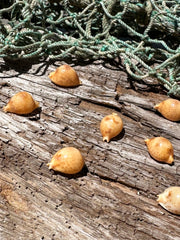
top-left (0, 0), bottom-right (179, 96)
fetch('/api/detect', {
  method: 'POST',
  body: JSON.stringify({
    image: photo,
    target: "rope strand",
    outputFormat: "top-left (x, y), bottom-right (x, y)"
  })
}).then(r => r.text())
top-left (0, 0), bottom-right (179, 97)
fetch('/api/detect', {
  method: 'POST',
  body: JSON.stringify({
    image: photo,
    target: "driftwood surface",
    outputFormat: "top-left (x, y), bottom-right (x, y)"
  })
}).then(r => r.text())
top-left (0, 58), bottom-right (180, 240)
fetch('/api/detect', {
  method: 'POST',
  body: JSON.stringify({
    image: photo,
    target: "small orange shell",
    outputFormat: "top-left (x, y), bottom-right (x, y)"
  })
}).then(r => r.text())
top-left (157, 186), bottom-right (180, 215)
top-left (49, 64), bottom-right (81, 87)
top-left (154, 98), bottom-right (180, 122)
top-left (47, 147), bottom-right (84, 174)
top-left (145, 137), bottom-right (174, 164)
top-left (100, 113), bottom-right (123, 142)
top-left (3, 91), bottom-right (39, 115)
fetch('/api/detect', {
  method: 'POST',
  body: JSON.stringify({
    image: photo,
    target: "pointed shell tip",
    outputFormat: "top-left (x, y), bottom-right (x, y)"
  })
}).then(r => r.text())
top-left (47, 163), bottom-right (52, 169)
top-left (167, 155), bottom-right (174, 164)
top-left (3, 105), bottom-right (9, 112)
top-left (103, 136), bottom-right (110, 142)
top-left (49, 72), bottom-right (55, 79)
top-left (154, 104), bottom-right (160, 110)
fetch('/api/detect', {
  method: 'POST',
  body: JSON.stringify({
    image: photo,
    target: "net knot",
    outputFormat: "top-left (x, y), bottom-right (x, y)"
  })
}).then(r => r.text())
top-left (101, 45), bottom-right (108, 52)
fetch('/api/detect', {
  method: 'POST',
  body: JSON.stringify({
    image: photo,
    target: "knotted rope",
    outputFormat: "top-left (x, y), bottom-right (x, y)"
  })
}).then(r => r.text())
top-left (0, 0), bottom-right (179, 96)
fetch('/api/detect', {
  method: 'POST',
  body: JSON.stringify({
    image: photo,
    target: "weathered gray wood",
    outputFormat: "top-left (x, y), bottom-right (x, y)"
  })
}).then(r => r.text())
top-left (0, 58), bottom-right (180, 240)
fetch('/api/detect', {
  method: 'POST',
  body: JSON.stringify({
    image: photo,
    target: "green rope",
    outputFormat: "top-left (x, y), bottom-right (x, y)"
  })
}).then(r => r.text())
top-left (0, 0), bottom-right (179, 97)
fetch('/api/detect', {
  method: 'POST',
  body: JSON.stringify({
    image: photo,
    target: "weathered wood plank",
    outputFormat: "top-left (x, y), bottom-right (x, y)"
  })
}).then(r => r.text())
top-left (1, 171), bottom-right (180, 240)
top-left (0, 58), bottom-right (180, 240)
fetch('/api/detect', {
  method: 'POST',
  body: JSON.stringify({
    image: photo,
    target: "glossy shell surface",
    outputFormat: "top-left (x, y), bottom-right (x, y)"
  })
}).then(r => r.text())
top-left (145, 137), bottom-right (174, 164)
top-left (157, 186), bottom-right (180, 215)
top-left (154, 98), bottom-right (180, 121)
top-left (100, 113), bottom-right (123, 142)
top-left (3, 91), bottom-right (39, 115)
top-left (47, 147), bottom-right (84, 174)
top-left (49, 64), bottom-right (80, 87)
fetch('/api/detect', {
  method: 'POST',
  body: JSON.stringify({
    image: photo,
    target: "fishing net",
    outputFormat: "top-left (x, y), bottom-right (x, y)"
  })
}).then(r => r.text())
top-left (0, 0), bottom-right (180, 96)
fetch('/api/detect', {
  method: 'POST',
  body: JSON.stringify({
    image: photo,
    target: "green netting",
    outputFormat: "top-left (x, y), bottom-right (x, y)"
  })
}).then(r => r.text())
top-left (0, 0), bottom-right (180, 96)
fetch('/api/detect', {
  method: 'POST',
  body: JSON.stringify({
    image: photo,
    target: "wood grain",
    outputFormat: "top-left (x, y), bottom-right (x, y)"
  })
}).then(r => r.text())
top-left (0, 58), bottom-right (179, 240)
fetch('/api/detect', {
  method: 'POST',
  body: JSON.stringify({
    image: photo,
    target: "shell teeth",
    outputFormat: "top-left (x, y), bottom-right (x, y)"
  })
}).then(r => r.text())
top-left (158, 202), bottom-right (166, 210)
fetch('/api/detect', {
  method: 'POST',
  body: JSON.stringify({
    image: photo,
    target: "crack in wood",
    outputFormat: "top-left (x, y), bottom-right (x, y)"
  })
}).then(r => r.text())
top-left (0, 59), bottom-right (180, 240)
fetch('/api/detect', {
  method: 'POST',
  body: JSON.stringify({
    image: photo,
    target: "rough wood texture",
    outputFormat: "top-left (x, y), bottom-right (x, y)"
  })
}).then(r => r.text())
top-left (0, 58), bottom-right (180, 240)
